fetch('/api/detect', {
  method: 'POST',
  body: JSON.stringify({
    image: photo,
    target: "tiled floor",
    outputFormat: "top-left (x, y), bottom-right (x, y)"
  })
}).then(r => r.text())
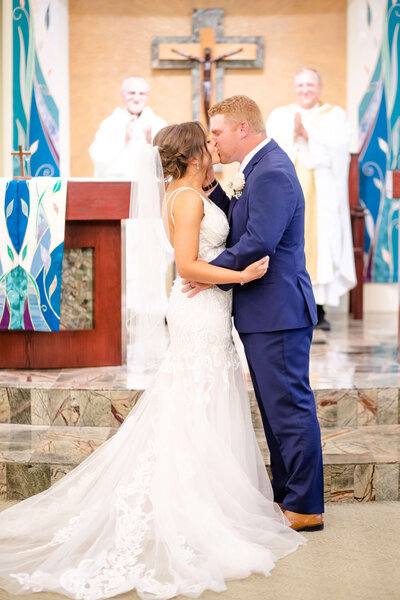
top-left (310, 311), bottom-right (399, 390)
top-left (0, 312), bottom-right (398, 391)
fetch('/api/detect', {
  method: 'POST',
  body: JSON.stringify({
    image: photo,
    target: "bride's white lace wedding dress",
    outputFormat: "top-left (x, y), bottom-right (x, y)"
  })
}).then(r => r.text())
top-left (0, 189), bottom-right (305, 600)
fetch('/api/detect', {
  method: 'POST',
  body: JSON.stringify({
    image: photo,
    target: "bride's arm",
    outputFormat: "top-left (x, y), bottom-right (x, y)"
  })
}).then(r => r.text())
top-left (173, 190), bottom-right (267, 285)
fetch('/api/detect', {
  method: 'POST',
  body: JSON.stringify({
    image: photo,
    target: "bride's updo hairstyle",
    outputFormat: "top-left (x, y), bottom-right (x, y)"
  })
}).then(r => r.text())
top-left (154, 122), bottom-right (211, 181)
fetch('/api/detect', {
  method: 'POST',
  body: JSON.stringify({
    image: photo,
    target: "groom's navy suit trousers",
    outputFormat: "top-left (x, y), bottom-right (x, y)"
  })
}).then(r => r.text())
top-left (210, 139), bottom-right (324, 514)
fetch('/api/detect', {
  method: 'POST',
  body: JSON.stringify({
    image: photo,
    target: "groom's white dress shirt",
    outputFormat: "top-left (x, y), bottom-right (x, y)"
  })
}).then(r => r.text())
top-left (239, 137), bottom-right (271, 173)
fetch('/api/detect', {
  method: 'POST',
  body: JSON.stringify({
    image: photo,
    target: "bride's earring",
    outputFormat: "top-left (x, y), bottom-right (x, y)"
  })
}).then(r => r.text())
top-left (196, 160), bottom-right (200, 170)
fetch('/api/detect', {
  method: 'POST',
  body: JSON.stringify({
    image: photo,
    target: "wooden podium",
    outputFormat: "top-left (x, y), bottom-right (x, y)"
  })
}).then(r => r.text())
top-left (0, 181), bottom-right (131, 369)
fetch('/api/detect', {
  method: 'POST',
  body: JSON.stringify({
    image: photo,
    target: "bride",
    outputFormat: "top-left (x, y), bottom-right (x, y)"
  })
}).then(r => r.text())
top-left (0, 121), bottom-right (305, 600)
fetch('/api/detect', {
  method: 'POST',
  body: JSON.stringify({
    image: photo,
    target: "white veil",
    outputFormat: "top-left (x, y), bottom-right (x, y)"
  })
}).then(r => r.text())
top-left (126, 144), bottom-right (174, 388)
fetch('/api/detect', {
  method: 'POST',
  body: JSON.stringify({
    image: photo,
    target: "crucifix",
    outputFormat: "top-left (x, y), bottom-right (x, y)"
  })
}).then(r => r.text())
top-left (11, 145), bottom-right (32, 180)
top-left (171, 45), bottom-right (244, 129)
top-left (152, 9), bottom-right (263, 129)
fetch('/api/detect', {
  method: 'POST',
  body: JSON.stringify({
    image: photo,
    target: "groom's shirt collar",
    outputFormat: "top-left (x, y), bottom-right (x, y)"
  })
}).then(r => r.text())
top-left (239, 137), bottom-right (271, 173)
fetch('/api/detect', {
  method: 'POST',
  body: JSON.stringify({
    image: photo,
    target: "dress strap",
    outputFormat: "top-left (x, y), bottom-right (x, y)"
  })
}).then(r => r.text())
top-left (168, 187), bottom-right (205, 225)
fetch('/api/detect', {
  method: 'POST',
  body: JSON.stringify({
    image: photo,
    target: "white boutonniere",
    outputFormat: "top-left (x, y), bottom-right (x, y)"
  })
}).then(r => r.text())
top-left (226, 172), bottom-right (246, 199)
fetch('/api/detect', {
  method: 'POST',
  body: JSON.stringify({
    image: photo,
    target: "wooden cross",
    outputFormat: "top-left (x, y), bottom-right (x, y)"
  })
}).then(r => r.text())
top-left (152, 9), bottom-right (263, 129)
top-left (11, 145), bottom-right (32, 180)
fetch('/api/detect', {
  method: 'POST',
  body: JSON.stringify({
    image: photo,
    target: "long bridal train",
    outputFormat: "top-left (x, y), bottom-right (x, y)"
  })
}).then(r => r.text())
top-left (0, 191), bottom-right (305, 600)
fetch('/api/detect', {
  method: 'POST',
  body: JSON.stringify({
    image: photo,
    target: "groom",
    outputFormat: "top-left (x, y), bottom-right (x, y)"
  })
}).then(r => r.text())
top-left (186, 95), bottom-right (324, 531)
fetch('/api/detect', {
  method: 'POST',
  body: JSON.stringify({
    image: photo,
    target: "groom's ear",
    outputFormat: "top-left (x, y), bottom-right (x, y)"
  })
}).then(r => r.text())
top-left (239, 121), bottom-right (249, 137)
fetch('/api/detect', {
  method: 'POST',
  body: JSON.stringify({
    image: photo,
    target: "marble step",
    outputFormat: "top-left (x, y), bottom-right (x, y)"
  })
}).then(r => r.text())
top-left (250, 387), bottom-right (400, 429)
top-left (1, 386), bottom-right (399, 429)
top-left (0, 422), bottom-right (399, 502)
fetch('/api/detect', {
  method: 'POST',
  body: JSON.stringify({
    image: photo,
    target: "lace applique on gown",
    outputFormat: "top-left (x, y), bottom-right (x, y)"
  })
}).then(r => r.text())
top-left (0, 189), bottom-right (305, 600)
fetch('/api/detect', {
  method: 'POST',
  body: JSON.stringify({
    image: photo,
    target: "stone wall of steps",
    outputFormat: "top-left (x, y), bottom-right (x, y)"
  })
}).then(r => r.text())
top-left (0, 385), bottom-right (399, 502)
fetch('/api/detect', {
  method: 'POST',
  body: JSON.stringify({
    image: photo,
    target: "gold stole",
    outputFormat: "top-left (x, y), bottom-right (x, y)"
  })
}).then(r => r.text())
top-left (291, 104), bottom-right (334, 284)
top-left (294, 154), bottom-right (318, 283)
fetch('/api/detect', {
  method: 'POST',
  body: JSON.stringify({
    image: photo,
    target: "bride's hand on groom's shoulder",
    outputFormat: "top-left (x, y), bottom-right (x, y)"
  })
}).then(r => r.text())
top-left (181, 279), bottom-right (213, 298)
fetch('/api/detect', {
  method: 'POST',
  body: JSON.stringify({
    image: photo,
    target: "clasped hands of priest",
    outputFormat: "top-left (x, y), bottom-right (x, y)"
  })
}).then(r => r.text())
top-left (293, 112), bottom-right (309, 142)
top-left (125, 114), bottom-right (152, 145)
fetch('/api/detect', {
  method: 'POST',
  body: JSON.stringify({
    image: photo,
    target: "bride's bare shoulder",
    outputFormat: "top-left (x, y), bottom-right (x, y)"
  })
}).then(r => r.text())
top-left (168, 187), bottom-right (203, 200)
top-left (168, 187), bottom-right (204, 209)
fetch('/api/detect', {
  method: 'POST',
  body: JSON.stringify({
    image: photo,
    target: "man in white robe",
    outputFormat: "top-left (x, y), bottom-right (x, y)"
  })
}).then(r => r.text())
top-left (89, 77), bottom-right (171, 381)
top-left (266, 68), bottom-right (356, 330)
top-left (89, 76), bottom-right (167, 179)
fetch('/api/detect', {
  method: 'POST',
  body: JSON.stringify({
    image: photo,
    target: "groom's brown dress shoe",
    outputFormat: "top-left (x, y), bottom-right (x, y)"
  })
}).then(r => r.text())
top-left (283, 510), bottom-right (324, 532)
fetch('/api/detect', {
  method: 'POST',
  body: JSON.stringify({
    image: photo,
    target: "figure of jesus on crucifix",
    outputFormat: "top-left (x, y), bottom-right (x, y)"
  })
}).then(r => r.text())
top-left (172, 46), bottom-right (243, 128)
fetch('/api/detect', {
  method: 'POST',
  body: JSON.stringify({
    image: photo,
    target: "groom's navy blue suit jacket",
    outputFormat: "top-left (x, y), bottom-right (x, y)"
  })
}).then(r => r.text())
top-left (210, 139), bottom-right (317, 333)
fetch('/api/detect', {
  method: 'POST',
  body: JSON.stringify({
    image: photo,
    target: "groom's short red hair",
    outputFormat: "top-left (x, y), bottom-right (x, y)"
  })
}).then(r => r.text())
top-left (209, 95), bottom-right (266, 135)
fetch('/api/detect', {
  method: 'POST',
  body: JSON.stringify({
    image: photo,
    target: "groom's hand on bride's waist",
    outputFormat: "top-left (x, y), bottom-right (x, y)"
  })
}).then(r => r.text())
top-left (181, 280), bottom-right (213, 298)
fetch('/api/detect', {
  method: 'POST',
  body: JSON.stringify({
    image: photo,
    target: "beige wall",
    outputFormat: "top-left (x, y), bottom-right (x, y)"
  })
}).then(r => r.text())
top-left (70, 0), bottom-right (347, 176)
